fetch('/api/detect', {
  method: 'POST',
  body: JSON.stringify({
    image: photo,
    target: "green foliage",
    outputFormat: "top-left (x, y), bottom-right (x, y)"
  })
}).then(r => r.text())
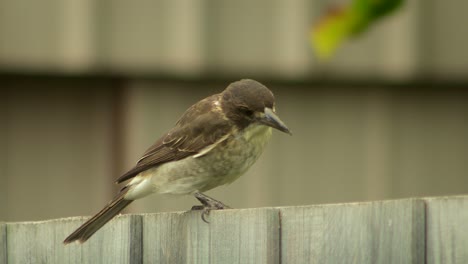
top-left (311, 0), bottom-right (404, 59)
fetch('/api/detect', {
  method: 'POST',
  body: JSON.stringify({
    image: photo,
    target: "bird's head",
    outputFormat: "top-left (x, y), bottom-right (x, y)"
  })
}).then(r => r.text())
top-left (221, 79), bottom-right (291, 135)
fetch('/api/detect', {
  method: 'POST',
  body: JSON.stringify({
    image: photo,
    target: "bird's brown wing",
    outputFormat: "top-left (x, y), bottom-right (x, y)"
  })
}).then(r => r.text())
top-left (116, 95), bottom-right (232, 184)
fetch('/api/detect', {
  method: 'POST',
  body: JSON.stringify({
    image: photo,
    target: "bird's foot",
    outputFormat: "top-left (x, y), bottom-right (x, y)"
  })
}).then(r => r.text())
top-left (191, 192), bottom-right (231, 223)
top-left (194, 192), bottom-right (231, 209)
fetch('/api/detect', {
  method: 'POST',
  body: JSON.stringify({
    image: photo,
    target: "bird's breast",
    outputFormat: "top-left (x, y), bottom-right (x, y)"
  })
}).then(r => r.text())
top-left (138, 124), bottom-right (273, 195)
top-left (207, 124), bottom-right (272, 182)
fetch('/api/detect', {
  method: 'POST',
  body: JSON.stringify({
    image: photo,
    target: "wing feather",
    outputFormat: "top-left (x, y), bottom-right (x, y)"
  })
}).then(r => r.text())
top-left (116, 94), bottom-right (231, 184)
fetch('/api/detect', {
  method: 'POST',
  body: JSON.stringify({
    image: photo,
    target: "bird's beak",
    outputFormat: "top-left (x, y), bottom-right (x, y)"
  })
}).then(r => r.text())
top-left (259, 107), bottom-right (292, 135)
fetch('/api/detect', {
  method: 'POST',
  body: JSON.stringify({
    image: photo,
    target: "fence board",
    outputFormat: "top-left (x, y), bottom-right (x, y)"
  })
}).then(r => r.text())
top-left (425, 196), bottom-right (468, 264)
top-left (143, 208), bottom-right (280, 264)
top-left (142, 210), bottom-right (210, 264)
top-left (280, 199), bottom-right (425, 264)
top-left (1, 222), bottom-right (6, 264)
top-left (5, 197), bottom-right (468, 263)
top-left (208, 208), bottom-right (280, 263)
top-left (6, 215), bottom-right (142, 264)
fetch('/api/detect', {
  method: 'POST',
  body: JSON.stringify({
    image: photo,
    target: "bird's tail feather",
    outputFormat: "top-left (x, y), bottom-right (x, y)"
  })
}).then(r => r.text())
top-left (63, 191), bottom-right (133, 244)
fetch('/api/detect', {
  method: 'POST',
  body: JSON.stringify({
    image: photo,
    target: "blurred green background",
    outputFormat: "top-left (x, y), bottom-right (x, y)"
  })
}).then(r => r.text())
top-left (1, 0), bottom-right (468, 222)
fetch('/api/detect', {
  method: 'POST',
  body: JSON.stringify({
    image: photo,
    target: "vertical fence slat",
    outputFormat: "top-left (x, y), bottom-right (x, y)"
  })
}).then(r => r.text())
top-left (6, 215), bottom-right (142, 264)
top-left (425, 196), bottom-right (468, 263)
top-left (280, 199), bottom-right (425, 264)
top-left (142, 211), bottom-right (210, 263)
top-left (7, 197), bottom-right (468, 263)
top-left (1, 222), bottom-right (6, 264)
top-left (142, 208), bottom-right (280, 264)
top-left (209, 208), bottom-right (280, 264)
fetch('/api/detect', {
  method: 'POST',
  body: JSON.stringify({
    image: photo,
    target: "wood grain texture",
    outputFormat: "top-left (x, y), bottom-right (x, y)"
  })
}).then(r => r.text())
top-left (209, 208), bottom-right (280, 264)
top-left (280, 199), bottom-right (425, 264)
top-left (6, 215), bottom-right (142, 264)
top-left (7, 196), bottom-right (468, 263)
top-left (425, 196), bottom-right (468, 264)
top-left (1, 222), bottom-right (6, 264)
top-left (142, 208), bottom-right (280, 264)
top-left (142, 210), bottom-right (209, 264)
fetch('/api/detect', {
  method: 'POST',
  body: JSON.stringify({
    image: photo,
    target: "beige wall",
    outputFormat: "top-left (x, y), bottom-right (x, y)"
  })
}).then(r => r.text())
top-left (0, 79), bottom-right (116, 221)
top-left (0, 0), bottom-right (467, 79)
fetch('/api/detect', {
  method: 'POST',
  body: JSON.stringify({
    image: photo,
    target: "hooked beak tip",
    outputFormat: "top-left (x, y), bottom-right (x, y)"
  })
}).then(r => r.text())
top-left (262, 107), bottom-right (292, 135)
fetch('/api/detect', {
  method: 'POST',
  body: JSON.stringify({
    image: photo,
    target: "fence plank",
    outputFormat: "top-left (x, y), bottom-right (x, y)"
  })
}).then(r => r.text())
top-left (7, 197), bottom-right (468, 263)
top-left (425, 196), bottom-right (468, 264)
top-left (280, 199), bottom-right (425, 264)
top-left (209, 208), bottom-right (280, 264)
top-left (142, 211), bottom-right (210, 263)
top-left (1, 222), bottom-right (6, 264)
top-left (143, 208), bottom-right (280, 264)
top-left (6, 215), bottom-right (142, 264)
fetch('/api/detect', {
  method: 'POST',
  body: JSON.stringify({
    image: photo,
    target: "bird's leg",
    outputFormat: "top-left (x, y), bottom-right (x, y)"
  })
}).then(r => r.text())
top-left (191, 192), bottom-right (231, 223)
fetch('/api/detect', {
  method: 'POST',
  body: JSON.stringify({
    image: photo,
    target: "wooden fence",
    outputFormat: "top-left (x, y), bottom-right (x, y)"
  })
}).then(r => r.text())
top-left (2, 195), bottom-right (468, 263)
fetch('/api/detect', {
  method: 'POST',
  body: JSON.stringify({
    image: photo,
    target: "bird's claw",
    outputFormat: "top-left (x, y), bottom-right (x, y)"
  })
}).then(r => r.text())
top-left (201, 208), bottom-right (211, 223)
top-left (191, 192), bottom-right (232, 223)
top-left (190, 205), bottom-right (211, 223)
top-left (191, 205), bottom-right (204, 211)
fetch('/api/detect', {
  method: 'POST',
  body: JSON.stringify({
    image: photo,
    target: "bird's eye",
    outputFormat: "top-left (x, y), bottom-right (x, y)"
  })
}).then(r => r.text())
top-left (239, 107), bottom-right (253, 116)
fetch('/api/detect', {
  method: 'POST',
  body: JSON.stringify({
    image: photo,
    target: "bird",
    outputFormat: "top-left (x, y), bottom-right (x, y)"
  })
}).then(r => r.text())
top-left (63, 79), bottom-right (291, 244)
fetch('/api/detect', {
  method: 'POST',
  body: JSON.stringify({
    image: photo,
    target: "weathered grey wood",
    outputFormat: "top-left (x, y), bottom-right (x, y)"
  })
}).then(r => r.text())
top-left (6, 215), bottom-right (142, 264)
top-left (209, 208), bottom-right (280, 264)
top-left (142, 210), bottom-right (209, 264)
top-left (1, 222), bottom-right (6, 264)
top-left (280, 199), bottom-right (425, 264)
top-left (8, 197), bottom-right (468, 263)
top-left (425, 196), bottom-right (468, 264)
top-left (142, 208), bottom-right (280, 264)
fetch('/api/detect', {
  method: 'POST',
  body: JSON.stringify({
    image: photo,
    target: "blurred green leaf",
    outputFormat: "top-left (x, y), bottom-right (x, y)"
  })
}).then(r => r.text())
top-left (311, 0), bottom-right (404, 59)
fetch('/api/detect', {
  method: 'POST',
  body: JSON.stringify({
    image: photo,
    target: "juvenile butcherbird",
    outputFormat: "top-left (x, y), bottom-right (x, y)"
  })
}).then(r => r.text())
top-left (64, 79), bottom-right (291, 244)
